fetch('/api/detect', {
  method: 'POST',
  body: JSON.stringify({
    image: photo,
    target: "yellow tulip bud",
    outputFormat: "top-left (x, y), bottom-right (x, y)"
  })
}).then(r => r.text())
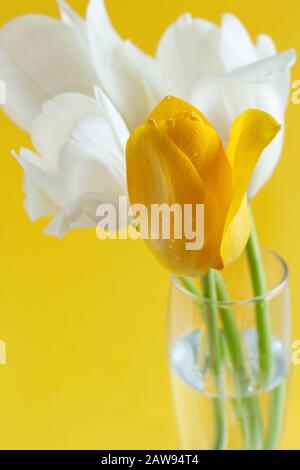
top-left (126, 96), bottom-right (280, 276)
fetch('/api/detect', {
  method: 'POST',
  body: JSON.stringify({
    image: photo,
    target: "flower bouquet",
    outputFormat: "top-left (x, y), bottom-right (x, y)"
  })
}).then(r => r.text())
top-left (0, 0), bottom-right (296, 450)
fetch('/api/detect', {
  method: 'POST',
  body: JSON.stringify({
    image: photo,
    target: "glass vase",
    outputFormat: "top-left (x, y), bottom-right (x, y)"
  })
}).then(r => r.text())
top-left (167, 248), bottom-right (290, 450)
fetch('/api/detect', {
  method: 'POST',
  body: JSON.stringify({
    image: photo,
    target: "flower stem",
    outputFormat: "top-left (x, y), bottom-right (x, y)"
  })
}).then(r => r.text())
top-left (215, 271), bottom-right (263, 450)
top-left (202, 270), bottom-right (227, 450)
top-left (214, 271), bottom-right (245, 373)
top-left (246, 206), bottom-right (285, 449)
top-left (180, 273), bottom-right (265, 450)
top-left (264, 384), bottom-right (286, 450)
top-left (246, 208), bottom-right (272, 383)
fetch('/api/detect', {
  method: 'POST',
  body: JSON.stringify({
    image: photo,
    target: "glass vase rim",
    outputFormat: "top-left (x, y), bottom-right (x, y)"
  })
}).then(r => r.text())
top-left (171, 248), bottom-right (289, 306)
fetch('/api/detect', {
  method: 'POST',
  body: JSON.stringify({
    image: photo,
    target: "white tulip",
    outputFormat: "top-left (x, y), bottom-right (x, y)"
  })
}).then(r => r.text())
top-left (1, 0), bottom-right (169, 236)
top-left (0, 0), bottom-right (172, 132)
top-left (85, 0), bottom-right (176, 131)
top-left (1, 0), bottom-right (296, 236)
top-left (157, 13), bottom-right (296, 196)
top-left (14, 89), bottom-right (129, 237)
top-left (0, 2), bottom-right (98, 131)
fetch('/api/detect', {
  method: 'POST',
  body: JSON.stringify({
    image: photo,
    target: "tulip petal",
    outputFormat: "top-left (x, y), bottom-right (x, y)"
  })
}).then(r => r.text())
top-left (86, 0), bottom-right (121, 47)
top-left (256, 34), bottom-right (277, 59)
top-left (161, 110), bottom-right (233, 239)
top-left (31, 91), bottom-right (129, 182)
top-left (220, 14), bottom-right (257, 70)
top-left (47, 194), bottom-right (109, 235)
top-left (229, 49), bottom-right (296, 84)
top-left (23, 174), bottom-right (59, 221)
top-left (221, 195), bottom-right (250, 268)
top-left (127, 120), bottom-right (211, 274)
top-left (44, 202), bottom-right (95, 237)
top-left (57, 0), bottom-right (85, 35)
top-left (67, 114), bottom-right (126, 187)
top-left (94, 87), bottom-right (130, 154)
top-left (0, 14), bottom-right (98, 130)
top-left (148, 95), bottom-right (210, 125)
top-left (221, 109), bottom-right (281, 266)
top-left (44, 211), bottom-right (71, 238)
top-left (127, 120), bottom-right (205, 207)
top-left (32, 93), bottom-right (105, 172)
top-left (147, 97), bottom-right (233, 241)
top-left (191, 50), bottom-right (295, 141)
top-left (44, 191), bottom-right (108, 237)
top-left (86, 0), bottom-right (173, 131)
top-left (15, 99), bottom-right (128, 236)
top-left (157, 13), bottom-right (221, 97)
top-left (14, 148), bottom-right (66, 206)
top-left (126, 118), bottom-right (229, 274)
top-left (191, 49), bottom-right (295, 197)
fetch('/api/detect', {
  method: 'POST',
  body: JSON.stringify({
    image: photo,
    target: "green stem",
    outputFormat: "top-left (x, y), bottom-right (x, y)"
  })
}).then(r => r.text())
top-left (180, 277), bottom-right (203, 297)
top-left (264, 384), bottom-right (286, 450)
top-left (181, 276), bottom-right (244, 447)
top-left (246, 209), bottom-right (272, 382)
top-left (215, 272), bottom-right (263, 450)
top-left (246, 206), bottom-right (285, 450)
top-left (180, 274), bottom-right (265, 450)
top-left (202, 270), bottom-right (227, 450)
top-left (181, 275), bottom-right (262, 449)
top-left (215, 272), bottom-right (246, 375)
top-left (219, 331), bottom-right (251, 448)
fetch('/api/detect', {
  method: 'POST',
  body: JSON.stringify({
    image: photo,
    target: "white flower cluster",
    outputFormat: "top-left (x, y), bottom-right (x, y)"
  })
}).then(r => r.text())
top-left (0, 0), bottom-right (295, 236)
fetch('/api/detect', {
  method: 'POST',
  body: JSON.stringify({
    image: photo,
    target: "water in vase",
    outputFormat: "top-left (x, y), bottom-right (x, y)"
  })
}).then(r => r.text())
top-left (170, 329), bottom-right (288, 450)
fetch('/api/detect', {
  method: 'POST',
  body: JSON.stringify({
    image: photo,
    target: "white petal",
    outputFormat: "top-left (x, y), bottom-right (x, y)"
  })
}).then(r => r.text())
top-left (31, 93), bottom-right (105, 171)
top-left (86, 0), bottom-right (171, 130)
top-left (191, 50), bottom-right (295, 134)
top-left (191, 51), bottom-right (295, 197)
top-left (247, 130), bottom-right (284, 197)
top-left (86, 0), bottom-right (120, 46)
top-left (56, 142), bottom-right (126, 229)
top-left (192, 77), bottom-right (285, 198)
top-left (94, 86), bottom-right (129, 154)
top-left (229, 49), bottom-right (296, 84)
top-left (44, 211), bottom-right (71, 238)
top-left (44, 190), bottom-right (105, 237)
top-left (66, 191), bottom-right (111, 226)
top-left (256, 34), bottom-right (277, 59)
top-left (23, 174), bottom-right (59, 221)
top-left (121, 40), bottom-right (176, 107)
top-left (14, 148), bottom-right (66, 205)
top-left (220, 14), bottom-right (257, 70)
top-left (226, 49), bottom-right (296, 116)
top-left (0, 14), bottom-right (98, 130)
top-left (44, 191), bottom-right (115, 237)
top-left (57, 0), bottom-right (85, 35)
top-left (15, 137), bottom-right (125, 237)
top-left (192, 77), bottom-right (284, 143)
top-left (0, 48), bottom-right (46, 131)
top-left (66, 114), bottom-right (127, 190)
top-left (157, 13), bottom-right (220, 97)
top-left (17, 89), bottom-right (128, 236)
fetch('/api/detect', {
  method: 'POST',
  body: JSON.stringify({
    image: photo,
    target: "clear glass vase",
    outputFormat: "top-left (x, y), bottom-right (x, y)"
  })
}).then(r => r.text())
top-left (167, 249), bottom-right (290, 450)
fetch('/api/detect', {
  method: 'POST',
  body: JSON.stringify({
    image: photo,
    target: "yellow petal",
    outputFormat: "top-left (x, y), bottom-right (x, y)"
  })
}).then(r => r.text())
top-left (127, 97), bottom-right (280, 275)
top-left (126, 119), bottom-right (221, 274)
top-left (148, 96), bottom-right (234, 270)
top-left (221, 109), bottom-right (281, 266)
top-left (221, 196), bottom-right (250, 267)
top-left (148, 95), bottom-right (211, 126)
top-left (163, 111), bottom-right (233, 225)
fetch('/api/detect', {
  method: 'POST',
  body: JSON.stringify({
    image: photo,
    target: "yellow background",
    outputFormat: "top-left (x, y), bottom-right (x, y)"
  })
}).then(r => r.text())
top-left (0, 0), bottom-right (299, 450)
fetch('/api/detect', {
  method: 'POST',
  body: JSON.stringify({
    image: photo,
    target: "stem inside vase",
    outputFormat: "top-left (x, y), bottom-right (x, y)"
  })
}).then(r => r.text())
top-left (245, 207), bottom-right (286, 449)
top-left (174, 228), bottom-right (289, 450)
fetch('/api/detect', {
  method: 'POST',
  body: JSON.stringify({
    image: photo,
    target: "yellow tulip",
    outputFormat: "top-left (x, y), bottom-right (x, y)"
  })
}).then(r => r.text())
top-left (126, 96), bottom-right (280, 276)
